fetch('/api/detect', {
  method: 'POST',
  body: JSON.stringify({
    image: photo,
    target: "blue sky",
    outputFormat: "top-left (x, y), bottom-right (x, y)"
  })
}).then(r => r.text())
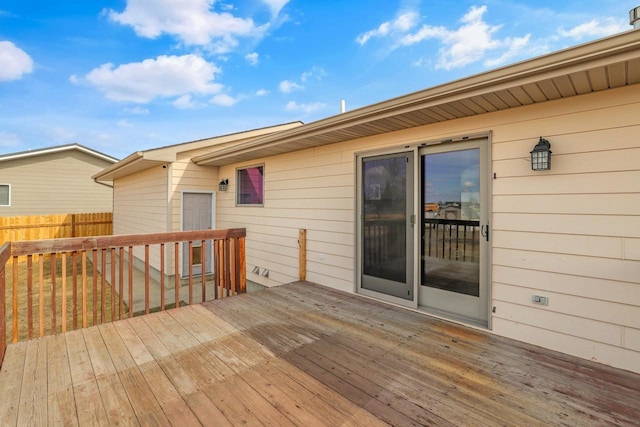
top-left (0, 0), bottom-right (635, 159)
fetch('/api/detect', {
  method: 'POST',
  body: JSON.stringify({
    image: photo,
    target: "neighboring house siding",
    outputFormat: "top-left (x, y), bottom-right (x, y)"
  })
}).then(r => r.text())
top-left (0, 150), bottom-right (113, 215)
top-left (113, 166), bottom-right (168, 271)
top-left (218, 84), bottom-right (640, 373)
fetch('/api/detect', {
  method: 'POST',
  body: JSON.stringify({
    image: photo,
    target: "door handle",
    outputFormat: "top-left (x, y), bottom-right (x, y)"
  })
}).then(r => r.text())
top-left (481, 224), bottom-right (490, 241)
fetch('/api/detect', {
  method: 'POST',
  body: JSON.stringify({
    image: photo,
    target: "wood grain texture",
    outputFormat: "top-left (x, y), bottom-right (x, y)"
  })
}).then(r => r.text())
top-left (1, 281), bottom-right (639, 426)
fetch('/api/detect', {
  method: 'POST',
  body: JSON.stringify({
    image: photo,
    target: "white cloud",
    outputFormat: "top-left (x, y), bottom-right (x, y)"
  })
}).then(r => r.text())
top-left (484, 34), bottom-right (531, 67)
top-left (245, 52), bottom-right (259, 66)
top-left (256, 89), bottom-right (269, 96)
top-left (172, 94), bottom-right (200, 109)
top-left (0, 131), bottom-right (22, 148)
top-left (285, 101), bottom-right (326, 114)
top-left (278, 67), bottom-right (324, 95)
top-left (84, 54), bottom-right (223, 103)
top-left (300, 66), bottom-right (326, 82)
top-left (210, 93), bottom-right (238, 106)
top-left (557, 18), bottom-right (627, 40)
top-left (262, 0), bottom-right (289, 17)
top-left (124, 106), bottom-right (150, 115)
top-left (105, 0), bottom-right (268, 52)
top-left (359, 6), bottom-right (536, 71)
top-left (117, 119), bottom-right (134, 128)
top-left (279, 80), bottom-right (303, 93)
top-left (0, 41), bottom-right (34, 81)
top-left (356, 11), bottom-right (419, 45)
top-left (401, 6), bottom-right (530, 70)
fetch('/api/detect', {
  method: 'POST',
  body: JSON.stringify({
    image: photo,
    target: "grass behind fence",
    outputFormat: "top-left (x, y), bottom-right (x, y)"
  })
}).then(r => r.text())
top-left (5, 254), bottom-right (128, 342)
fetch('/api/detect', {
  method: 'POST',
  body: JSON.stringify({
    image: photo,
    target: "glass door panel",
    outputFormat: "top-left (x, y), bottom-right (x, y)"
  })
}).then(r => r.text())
top-left (360, 152), bottom-right (414, 300)
top-left (419, 140), bottom-right (488, 325)
top-left (423, 149), bottom-right (480, 295)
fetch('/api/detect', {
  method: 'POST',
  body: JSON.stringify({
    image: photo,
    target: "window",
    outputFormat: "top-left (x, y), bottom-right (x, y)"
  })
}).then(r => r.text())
top-left (0, 184), bottom-right (10, 206)
top-left (236, 165), bottom-right (264, 205)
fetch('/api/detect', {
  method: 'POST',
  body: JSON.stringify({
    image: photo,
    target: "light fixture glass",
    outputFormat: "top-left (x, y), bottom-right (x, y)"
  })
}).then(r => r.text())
top-left (530, 137), bottom-right (552, 171)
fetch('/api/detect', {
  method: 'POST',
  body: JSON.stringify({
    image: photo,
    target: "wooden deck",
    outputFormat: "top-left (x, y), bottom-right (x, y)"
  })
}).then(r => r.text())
top-left (1, 281), bottom-right (639, 426)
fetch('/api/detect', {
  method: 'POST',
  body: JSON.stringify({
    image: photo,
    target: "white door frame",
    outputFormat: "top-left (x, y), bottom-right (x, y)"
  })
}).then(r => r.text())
top-left (180, 190), bottom-right (216, 277)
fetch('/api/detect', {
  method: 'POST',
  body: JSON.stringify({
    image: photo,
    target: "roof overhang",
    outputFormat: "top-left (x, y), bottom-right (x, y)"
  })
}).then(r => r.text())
top-left (94, 121), bottom-right (304, 183)
top-left (194, 30), bottom-right (640, 167)
top-left (92, 151), bottom-right (173, 182)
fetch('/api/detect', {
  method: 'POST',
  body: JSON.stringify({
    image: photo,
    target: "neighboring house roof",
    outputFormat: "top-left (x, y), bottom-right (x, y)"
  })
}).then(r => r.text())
top-left (193, 29), bottom-right (640, 167)
top-left (93, 121), bottom-right (303, 182)
top-left (0, 143), bottom-right (118, 164)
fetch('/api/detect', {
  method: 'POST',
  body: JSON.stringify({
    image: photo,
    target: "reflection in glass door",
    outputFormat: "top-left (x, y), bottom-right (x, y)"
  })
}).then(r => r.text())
top-left (359, 152), bottom-right (414, 300)
top-left (419, 140), bottom-right (488, 325)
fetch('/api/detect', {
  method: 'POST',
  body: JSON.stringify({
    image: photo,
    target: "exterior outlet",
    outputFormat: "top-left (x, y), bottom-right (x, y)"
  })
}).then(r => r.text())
top-left (532, 295), bottom-right (549, 306)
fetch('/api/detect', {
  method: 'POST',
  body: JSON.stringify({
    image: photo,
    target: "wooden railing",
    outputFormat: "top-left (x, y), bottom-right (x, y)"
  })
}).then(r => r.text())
top-left (0, 242), bottom-right (10, 367)
top-left (424, 218), bottom-right (480, 262)
top-left (0, 228), bottom-right (246, 358)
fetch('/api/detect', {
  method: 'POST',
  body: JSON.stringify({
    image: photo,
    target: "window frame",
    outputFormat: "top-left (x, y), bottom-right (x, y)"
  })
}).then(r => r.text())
top-left (235, 164), bottom-right (265, 207)
top-left (0, 184), bottom-right (11, 207)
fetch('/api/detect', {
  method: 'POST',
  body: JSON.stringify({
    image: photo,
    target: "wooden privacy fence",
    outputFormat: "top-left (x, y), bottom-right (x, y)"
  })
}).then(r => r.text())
top-left (0, 212), bottom-right (112, 244)
top-left (0, 228), bottom-right (246, 367)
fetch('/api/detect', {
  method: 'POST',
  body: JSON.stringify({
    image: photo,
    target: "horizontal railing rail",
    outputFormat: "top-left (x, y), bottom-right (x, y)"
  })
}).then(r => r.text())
top-left (423, 218), bottom-right (480, 262)
top-left (1, 228), bottom-right (246, 360)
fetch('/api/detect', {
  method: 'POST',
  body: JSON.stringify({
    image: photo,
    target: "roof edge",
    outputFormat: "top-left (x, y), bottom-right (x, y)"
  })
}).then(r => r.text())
top-left (197, 29), bottom-right (640, 163)
top-left (0, 143), bottom-right (118, 164)
top-left (92, 151), bottom-right (144, 181)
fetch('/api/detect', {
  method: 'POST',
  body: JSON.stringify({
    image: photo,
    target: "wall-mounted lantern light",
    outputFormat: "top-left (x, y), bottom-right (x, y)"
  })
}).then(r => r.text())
top-left (530, 137), bottom-right (552, 171)
top-left (218, 178), bottom-right (229, 192)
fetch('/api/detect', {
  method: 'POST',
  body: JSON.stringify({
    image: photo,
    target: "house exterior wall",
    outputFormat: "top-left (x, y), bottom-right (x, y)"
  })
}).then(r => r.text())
top-left (113, 165), bottom-right (168, 271)
top-left (169, 149), bottom-right (219, 233)
top-left (113, 150), bottom-right (218, 277)
top-left (0, 150), bottom-right (113, 216)
top-left (217, 84), bottom-right (640, 373)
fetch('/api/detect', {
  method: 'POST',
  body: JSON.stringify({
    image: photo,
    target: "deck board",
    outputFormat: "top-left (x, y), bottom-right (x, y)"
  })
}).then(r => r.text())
top-left (1, 281), bottom-right (640, 426)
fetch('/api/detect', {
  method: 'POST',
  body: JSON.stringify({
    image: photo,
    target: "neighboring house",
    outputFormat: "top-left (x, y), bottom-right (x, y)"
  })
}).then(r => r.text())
top-left (0, 144), bottom-right (117, 216)
top-left (189, 30), bottom-right (638, 374)
top-left (92, 122), bottom-right (302, 279)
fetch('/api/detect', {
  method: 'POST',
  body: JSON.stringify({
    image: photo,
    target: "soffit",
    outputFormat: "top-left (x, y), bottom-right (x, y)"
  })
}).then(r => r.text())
top-left (195, 30), bottom-right (640, 167)
top-left (93, 121), bottom-right (304, 182)
top-left (92, 154), bottom-right (166, 181)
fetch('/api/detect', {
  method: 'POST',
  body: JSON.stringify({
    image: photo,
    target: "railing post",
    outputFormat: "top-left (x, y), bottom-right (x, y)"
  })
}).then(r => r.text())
top-left (238, 236), bottom-right (246, 293)
top-left (299, 229), bottom-right (307, 281)
top-left (0, 244), bottom-right (7, 368)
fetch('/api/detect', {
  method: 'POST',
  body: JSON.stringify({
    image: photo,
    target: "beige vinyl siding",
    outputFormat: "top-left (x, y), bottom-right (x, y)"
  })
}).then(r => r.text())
top-left (489, 84), bottom-right (640, 373)
top-left (218, 83), bottom-right (640, 373)
top-left (0, 150), bottom-right (113, 216)
top-left (169, 149), bottom-right (219, 233)
top-left (217, 149), bottom-right (355, 289)
top-left (113, 166), bottom-right (168, 271)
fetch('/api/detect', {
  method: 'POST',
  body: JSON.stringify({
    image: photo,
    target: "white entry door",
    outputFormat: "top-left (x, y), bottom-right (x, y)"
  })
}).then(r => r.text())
top-left (182, 192), bottom-right (214, 277)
